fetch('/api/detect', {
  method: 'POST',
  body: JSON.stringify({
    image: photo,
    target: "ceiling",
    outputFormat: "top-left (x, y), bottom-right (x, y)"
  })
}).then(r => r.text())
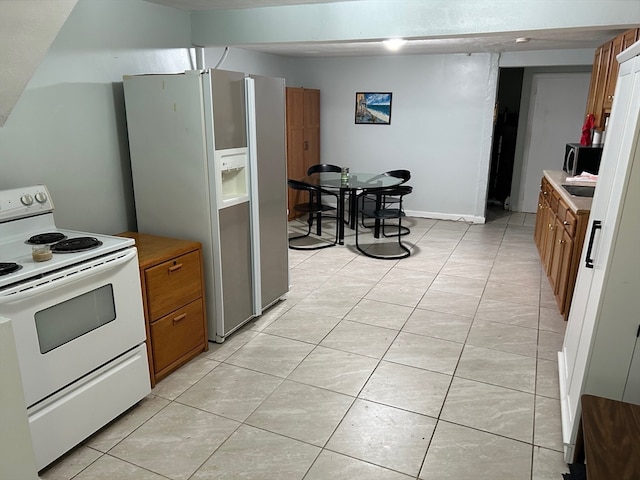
top-left (145, 0), bottom-right (357, 10)
top-left (143, 0), bottom-right (626, 57)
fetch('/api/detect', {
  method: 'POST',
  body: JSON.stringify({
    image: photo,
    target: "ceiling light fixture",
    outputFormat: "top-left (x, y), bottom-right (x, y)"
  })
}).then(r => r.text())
top-left (383, 38), bottom-right (408, 51)
top-left (515, 37), bottom-right (531, 44)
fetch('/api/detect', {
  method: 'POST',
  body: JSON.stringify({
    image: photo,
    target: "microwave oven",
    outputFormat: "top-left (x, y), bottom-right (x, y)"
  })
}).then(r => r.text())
top-left (563, 143), bottom-right (603, 176)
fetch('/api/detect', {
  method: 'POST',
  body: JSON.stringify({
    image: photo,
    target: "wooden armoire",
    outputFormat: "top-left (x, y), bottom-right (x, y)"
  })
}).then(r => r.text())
top-left (286, 87), bottom-right (320, 219)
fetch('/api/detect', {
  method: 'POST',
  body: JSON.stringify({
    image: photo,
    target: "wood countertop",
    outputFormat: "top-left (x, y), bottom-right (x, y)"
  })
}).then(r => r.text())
top-left (115, 232), bottom-right (201, 269)
top-left (580, 394), bottom-right (640, 479)
top-left (543, 170), bottom-right (593, 214)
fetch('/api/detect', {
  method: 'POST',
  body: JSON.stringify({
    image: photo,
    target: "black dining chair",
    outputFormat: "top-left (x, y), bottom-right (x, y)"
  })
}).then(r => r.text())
top-left (287, 179), bottom-right (339, 250)
top-left (355, 184), bottom-right (413, 259)
top-left (307, 164), bottom-right (342, 175)
top-left (307, 163), bottom-right (349, 226)
top-left (360, 169), bottom-right (411, 237)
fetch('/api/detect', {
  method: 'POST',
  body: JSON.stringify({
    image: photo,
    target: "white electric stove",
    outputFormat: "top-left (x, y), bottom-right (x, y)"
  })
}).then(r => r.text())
top-left (0, 185), bottom-right (150, 471)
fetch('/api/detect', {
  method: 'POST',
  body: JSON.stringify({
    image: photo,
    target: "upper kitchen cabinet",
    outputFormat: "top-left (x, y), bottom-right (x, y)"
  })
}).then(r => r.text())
top-left (286, 87), bottom-right (320, 220)
top-left (585, 28), bottom-right (639, 129)
top-left (603, 29), bottom-right (639, 111)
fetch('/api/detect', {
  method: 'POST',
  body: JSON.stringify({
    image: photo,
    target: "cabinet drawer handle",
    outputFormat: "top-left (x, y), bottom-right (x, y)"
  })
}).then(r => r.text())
top-left (585, 220), bottom-right (602, 269)
top-left (168, 263), bottom-right (183, 273)
top-left (173, 313), bottom-right (187, 324)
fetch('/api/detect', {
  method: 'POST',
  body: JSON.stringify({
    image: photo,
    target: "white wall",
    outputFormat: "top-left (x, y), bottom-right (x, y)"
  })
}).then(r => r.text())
top-left (0, 0), bottom-right (605, 233)
top-left (0, 0), bottom-right (193, 234)
top-left (207, 48), bottom-right (596, 220)
top-left (202, 47), bottom-right (500, 221)
top-left (510, 67), bottom-right (593, 212)
top-left (516, 72), bottom-right (592, 212)
top-left (204, 47), bottom-right (298, 80)
top-left (288, 53), bottom-right (498, 222)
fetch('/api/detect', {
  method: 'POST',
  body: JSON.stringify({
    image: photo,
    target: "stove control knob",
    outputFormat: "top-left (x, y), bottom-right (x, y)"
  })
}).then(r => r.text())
top-left (20, 194), bottom-right (34, 206)
top-left (35, 192), bottom-right (48, 204)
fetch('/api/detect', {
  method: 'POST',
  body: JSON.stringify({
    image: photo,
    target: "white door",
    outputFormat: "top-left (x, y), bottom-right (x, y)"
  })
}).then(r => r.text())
top-left (518, 72), bottom-right (591, 212)
top-left (560, 48), bottom-right (640, 461)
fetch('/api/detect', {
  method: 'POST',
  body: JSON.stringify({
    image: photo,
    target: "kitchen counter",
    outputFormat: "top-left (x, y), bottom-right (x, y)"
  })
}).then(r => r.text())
top-left (543, 170), bottom-right (593, 214)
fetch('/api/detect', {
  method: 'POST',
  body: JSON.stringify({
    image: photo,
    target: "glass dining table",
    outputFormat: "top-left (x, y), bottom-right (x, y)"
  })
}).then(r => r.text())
top-left (297, 172), bottom-right (404, 244)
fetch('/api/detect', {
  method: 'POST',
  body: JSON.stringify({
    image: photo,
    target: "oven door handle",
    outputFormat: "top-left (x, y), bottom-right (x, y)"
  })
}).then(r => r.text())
top-left (0, 249), bottom-right (137, 305)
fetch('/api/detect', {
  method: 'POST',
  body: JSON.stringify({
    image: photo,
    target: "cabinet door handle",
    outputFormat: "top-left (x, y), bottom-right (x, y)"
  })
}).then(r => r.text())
top-left (168, 263), bottom-right (183, 273)
top-left (585, 220), bottom-right (602, 269)
top-left (303, 140), bottom-right (309, 150)
top-left (558, 239), bottom-right (564, 245)
top-left (563, 221), bottom-right (569, 225)
top-left (173, 313), bottom-right (187, 324)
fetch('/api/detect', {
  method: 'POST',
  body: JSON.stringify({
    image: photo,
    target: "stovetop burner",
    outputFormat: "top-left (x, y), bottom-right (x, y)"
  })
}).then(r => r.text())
top-left (51, 237), bottom-right (103, 253)
top-left (27, 232), bottom-right (67, 245)
top-left (0, 262), bottom-right (22, 276)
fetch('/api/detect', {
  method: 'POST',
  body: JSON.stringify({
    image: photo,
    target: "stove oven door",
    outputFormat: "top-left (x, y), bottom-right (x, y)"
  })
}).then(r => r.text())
top-left (0, 248), bottom-right (147, 407)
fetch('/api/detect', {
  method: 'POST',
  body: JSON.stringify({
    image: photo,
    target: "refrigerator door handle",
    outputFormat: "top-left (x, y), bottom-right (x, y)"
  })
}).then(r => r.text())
top-left (585, 220), bottom-right (602, 269)
top-left (245, 76), bottom-right (262, 317)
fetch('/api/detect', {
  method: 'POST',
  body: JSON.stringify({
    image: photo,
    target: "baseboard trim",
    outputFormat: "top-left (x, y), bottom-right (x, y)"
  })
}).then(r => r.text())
top-left (405, 210), bottom-right (485, 224)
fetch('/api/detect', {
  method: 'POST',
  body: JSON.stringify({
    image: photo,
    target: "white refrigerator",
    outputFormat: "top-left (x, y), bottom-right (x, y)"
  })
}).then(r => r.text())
top-left (123, 69), bottom-right (289, 342)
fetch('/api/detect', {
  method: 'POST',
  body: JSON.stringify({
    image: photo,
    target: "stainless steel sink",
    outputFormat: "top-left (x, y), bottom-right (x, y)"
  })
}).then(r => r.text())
top-left (562, 185), bottom-right (596, 197)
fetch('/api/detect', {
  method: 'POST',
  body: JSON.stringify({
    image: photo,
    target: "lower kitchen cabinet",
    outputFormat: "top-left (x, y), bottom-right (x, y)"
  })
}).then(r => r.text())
top-left (533, 172), bottom-right (590, 319)
top-left (117, 232), bottom-right (208, 387)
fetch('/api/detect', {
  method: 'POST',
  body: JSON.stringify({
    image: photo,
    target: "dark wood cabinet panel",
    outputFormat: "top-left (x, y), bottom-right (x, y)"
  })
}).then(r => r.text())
top-left (286, 87), bottom-right (320, 220)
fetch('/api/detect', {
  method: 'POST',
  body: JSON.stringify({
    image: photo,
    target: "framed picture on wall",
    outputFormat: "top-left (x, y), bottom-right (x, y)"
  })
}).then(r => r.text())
top-left (355, 92), bottom-right (392, 125)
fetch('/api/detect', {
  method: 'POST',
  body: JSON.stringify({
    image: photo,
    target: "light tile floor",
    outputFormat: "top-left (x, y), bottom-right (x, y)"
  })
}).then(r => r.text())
top-left (40, 211), bottom-right (571, 480)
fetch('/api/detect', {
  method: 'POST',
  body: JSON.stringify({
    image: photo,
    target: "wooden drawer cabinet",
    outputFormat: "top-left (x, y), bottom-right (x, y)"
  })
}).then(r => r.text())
top-left (150, 298), bottom-right (205, 373)
top-left (145, 251), bottom-right (202, 321)
top-left (117, 232), bottom-right (208, 387)
top-left (533, 175), bottom-right (590, 319)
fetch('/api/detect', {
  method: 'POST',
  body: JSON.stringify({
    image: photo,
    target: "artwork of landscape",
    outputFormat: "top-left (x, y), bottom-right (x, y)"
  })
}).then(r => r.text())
top-left (355, 92), bottom-right (392, 124)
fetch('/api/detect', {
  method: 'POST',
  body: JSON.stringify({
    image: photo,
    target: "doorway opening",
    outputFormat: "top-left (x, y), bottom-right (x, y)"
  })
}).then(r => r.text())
top-left (487, 68), bottom-right (524, 218)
